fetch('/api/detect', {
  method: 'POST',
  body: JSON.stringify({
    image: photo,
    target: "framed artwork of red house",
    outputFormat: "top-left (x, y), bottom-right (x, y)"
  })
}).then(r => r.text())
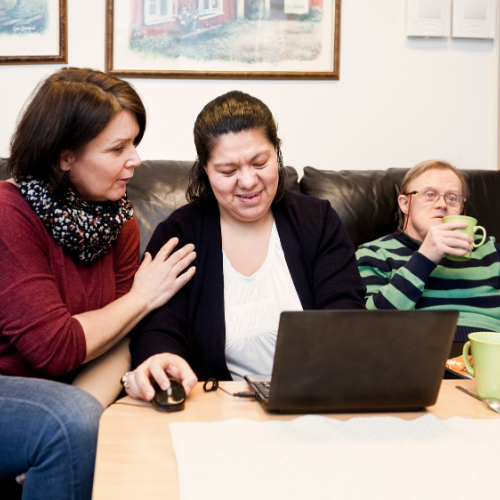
top-left (106, 0), bottom-right (340, 79)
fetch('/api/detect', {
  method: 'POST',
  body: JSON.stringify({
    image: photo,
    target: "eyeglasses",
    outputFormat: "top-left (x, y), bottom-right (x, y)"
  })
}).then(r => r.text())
top-left (404, 189), bottom-right (466, 208)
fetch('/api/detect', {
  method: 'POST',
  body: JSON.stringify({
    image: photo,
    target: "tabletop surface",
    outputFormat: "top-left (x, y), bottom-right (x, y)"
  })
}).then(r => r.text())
top-left (92, 379), bottom-right (500, 500)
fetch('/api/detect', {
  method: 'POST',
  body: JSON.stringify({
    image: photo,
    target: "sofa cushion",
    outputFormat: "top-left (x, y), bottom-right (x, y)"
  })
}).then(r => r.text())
top-left (300, 167), bottom-right (407, 248)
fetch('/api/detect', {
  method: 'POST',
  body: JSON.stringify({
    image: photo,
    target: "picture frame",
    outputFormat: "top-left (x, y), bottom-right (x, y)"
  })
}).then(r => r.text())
top-left (0, 0), bottom-right (67, 65)
top-left (106, 0), bottom-right (340, 80)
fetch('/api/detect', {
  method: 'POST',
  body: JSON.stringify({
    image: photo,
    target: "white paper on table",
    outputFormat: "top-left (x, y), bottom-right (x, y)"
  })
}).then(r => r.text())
top-left (170, 414), bottom-right (500, 500)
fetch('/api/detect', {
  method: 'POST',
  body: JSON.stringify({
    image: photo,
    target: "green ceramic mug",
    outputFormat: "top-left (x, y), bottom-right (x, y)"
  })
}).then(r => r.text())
top-left (463, 332), bottom-right (500, 399)
top-left (442, 215), bottom-right (486, 261)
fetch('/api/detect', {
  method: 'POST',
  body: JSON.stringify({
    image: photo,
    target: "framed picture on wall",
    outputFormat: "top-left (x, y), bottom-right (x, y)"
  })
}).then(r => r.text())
top-left (0, 0), bottom-right (67, 64)
top-left (106, 0), bottom-right (340, 79)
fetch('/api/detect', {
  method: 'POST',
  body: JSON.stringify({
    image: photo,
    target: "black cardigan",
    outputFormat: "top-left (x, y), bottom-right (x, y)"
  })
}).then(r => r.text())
top-left (131, 191), bottom-right (366, 380)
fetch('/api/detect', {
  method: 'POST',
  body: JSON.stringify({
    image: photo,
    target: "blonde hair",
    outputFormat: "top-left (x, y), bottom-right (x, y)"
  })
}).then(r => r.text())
top-left (398, 160), bottom-right (468, 226)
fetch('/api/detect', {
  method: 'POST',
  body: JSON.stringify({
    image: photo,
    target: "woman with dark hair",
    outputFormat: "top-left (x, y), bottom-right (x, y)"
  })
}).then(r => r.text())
top-left (0, 68), bottom-right (195, 500)
top-left (124, 91), bottom-right (365, 400)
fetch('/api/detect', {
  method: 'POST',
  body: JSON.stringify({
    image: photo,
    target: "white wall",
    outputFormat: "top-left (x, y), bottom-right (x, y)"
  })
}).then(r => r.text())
top-left (1, 0), bottom-right (498, 177)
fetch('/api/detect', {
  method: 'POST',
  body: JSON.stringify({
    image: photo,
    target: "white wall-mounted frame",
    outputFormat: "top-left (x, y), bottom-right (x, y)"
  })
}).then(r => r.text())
top-left (0, 0), bottom-right (67, 64)
top-left (407, 0), bottom-right (451, 37)
top-left (452, 0), bottom-right (496, 39)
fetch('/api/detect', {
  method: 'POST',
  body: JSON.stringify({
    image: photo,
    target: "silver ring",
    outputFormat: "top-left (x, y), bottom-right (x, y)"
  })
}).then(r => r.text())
top-left (120, 371), bottom-right (132, 388)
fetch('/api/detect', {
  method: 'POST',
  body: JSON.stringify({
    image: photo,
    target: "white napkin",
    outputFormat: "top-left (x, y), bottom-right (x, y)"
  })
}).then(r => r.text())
top-left (170, 415), bottom-right (500, 500)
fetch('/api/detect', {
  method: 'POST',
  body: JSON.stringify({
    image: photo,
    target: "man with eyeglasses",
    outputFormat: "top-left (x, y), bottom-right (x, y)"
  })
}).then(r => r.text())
top-left (356, 159), bottom-right (500, 359)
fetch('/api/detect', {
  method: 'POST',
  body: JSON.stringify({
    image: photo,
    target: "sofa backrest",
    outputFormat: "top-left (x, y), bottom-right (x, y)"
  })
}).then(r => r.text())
top-left (2, 158), bottom-right (500, 254)
top-left (126, 160), bottom-right (192, 256)
top-left (300, 167), bottom-right (406, 248)
top-left (0, 159), bottom-right (299, 256)
top-left (0, 160), bottom-right (6, 182)
top-left (299, 166), bottom-right (500, 248)
top-left (129, 160), bottom-right (300, 256)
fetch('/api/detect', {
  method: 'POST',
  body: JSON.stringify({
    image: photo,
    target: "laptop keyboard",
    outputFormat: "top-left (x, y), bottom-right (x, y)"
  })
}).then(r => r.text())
top-left (253, 381), bottom-right (271, 400)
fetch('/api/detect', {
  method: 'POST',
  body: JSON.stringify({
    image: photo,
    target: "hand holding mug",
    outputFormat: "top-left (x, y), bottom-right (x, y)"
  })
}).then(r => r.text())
top-left (419, 219), bottom-right (473, 263)
top-left (442, 215), bottom-right (486, 261)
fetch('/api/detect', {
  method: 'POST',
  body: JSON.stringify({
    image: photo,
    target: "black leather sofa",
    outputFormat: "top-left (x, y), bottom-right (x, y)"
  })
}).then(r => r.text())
top-left (2, 159), bottom-right (500, 254)
top-left (2, 158), bottom-right (500, 497)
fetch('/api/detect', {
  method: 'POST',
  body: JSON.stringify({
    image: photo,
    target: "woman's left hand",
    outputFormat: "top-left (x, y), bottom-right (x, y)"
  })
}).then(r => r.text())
top-left (123, 353), bottom-right (198, 401)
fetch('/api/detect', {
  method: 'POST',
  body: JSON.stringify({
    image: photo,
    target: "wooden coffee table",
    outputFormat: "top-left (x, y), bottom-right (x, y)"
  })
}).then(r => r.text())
top-left (92, 379), bottom-right (499, 500)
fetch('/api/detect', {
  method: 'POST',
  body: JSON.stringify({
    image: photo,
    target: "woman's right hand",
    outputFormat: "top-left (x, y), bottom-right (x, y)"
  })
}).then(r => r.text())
top-left (124, 353), bottom-right (198, 401)
top-left (130, 237), bottom-right (196, 313)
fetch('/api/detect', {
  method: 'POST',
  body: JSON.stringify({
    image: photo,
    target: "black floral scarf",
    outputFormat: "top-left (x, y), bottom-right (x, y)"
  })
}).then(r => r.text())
top-left (16, 176), bottom-right (134, 263)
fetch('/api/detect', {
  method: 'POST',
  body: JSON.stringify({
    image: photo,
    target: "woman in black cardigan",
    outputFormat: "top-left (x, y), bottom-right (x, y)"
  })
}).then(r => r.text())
top-left (124, 91), bottom-right (366, 401)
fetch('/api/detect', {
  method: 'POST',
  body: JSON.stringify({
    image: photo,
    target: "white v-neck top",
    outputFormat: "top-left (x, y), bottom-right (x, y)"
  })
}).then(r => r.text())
top-left (223, 222), bottom-right (303, 381)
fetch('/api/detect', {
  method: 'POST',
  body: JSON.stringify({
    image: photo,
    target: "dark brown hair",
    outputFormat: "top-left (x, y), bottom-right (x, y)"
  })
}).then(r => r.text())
top-left (186, 90), bottom-right (287, 208)
top-left (398, 159), bottom-right (468, 226)
top-left (8, 67), bottom-right (146, 193)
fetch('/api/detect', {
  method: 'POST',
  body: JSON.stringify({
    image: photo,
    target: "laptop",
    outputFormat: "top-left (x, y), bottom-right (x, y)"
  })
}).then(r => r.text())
top-left (244, 309), bottom-right (458, 413)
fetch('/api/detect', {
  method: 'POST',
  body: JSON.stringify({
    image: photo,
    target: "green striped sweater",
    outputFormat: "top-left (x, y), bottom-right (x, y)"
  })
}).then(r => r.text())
top-left (355, 232), bottom-right (500, 342)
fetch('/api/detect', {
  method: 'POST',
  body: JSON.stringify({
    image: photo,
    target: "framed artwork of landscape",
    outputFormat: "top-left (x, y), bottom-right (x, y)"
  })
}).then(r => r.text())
top-left (106, 0), bottom-right (341, 79)
top-left (0, 0), bottom-right (67, 64)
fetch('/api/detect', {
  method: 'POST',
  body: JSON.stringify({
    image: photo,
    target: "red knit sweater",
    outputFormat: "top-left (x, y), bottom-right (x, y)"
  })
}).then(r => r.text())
top-left (0, 182), bottom-right (140, 379)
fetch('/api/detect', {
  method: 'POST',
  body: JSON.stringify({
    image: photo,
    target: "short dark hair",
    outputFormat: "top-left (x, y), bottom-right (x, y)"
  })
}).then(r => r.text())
top-left (186, 90), bottom-right (287, 208)
top-left (8, 67), bottom-right (146, 193)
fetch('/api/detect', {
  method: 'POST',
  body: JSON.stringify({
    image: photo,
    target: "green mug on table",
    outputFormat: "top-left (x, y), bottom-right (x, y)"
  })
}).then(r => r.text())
top-left (463, 332), bottom-right (500, 399)
top-left (442, 215), bottom-right (486, 261)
